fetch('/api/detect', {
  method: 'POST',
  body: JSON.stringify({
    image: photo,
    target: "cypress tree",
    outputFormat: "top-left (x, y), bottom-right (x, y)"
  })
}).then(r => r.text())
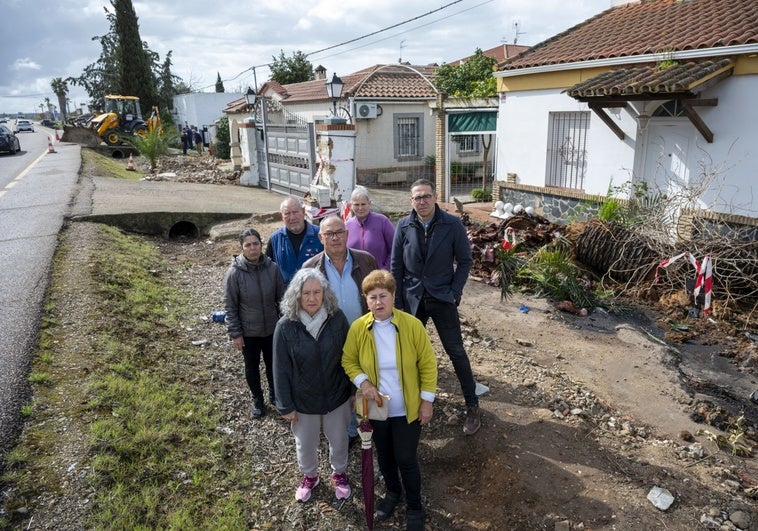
top-left (215, 73), bottom-right (225, 93)
top-left (113, 0), bottom-right (157, 114)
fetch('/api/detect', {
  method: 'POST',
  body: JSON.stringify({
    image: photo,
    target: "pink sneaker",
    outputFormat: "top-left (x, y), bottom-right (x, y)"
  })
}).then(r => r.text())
top-left (332, 472), bottom-right (351, 500)
top-left (295, 475), bottom-right (319, 502)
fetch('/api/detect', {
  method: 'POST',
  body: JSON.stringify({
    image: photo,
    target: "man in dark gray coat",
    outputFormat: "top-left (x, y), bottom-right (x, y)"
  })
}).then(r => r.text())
top-left (391, 179), bottom-right (480, 435)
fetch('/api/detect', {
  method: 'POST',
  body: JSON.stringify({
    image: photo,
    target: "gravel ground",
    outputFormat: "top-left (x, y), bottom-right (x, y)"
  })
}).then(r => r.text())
top-left (3, 154), bottom-right (757, 530)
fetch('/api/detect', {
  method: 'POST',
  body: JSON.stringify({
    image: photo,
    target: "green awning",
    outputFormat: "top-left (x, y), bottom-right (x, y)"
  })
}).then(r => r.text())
top-left (448, 111), bottom-right (497, 133)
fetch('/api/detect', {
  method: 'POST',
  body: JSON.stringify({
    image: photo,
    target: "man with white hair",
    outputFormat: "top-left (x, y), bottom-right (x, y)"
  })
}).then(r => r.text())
top-left (266, 196), bottom-right (323, 284)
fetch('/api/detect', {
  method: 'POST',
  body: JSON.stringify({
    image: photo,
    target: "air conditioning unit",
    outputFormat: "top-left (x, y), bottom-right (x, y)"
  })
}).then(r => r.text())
top-left (356, 102), bottom-right (378, 119)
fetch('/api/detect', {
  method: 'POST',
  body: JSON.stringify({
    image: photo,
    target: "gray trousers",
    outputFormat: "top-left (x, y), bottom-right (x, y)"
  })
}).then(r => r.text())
top-left (291, 398), bottom-right (352, 477)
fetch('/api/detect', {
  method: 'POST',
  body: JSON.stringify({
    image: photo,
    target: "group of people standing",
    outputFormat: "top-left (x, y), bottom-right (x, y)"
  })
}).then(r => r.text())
top-left (180, 122), bottom-right (204, 155)
top-left (222, 180), bottom-right (480, 530)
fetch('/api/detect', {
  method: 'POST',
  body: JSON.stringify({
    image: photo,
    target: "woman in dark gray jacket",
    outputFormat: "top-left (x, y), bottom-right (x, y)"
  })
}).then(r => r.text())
top-left (224, 228), bottom-right (285, 419)
top-left (273, 268), bottom-right (353, 503)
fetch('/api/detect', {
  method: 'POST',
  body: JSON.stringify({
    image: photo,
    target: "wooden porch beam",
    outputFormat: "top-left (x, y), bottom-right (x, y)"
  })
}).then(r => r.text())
top-left (681, 100), bottom-right (714, 143)
top-left (588, 102), bottom-right (625, 140)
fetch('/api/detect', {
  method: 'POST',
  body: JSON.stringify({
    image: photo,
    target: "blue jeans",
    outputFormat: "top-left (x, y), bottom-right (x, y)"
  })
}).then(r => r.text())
top-left (415, 297), bottom-right (478, 408)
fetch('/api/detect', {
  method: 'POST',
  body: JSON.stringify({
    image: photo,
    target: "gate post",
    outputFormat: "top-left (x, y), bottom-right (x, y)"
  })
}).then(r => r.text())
top-left (313, 124), bottom-right (356, 206)
top-left (239, 118), bottom-right (259, 186)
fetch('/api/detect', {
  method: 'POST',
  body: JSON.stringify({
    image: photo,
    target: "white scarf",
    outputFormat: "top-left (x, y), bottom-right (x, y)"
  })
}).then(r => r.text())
top-left (299, 306), bottom-right (328, 339)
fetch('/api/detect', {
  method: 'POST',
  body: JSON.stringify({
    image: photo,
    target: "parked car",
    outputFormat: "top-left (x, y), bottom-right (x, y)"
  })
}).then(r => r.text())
top-left (14, 119), bottom-right (34, 133)
top-left (0, 125), bottom-right (21, 154)
top-left (40, 119), bottom-right (58, 128)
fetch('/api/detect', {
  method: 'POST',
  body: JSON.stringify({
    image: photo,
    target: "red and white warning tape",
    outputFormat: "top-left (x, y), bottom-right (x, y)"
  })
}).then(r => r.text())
top-left (654, 251), bottom-right (713, 314)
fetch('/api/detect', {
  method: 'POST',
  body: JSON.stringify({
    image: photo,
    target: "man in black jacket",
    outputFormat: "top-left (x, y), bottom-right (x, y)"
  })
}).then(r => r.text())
top-left (391, 179), bottom-right (480, 435)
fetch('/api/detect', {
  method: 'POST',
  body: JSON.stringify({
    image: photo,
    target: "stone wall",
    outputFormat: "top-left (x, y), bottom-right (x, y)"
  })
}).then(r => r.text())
top-left (496, 181), bottom-right (604, 223)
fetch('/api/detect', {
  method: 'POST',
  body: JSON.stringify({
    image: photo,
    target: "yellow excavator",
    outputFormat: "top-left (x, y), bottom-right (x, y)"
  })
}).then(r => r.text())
top-left (62, 95), bottom-right (160, 146)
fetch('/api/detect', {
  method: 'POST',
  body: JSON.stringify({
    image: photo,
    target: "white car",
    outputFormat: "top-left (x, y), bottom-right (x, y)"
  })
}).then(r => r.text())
top-left (14, 119), bottom-right (34, 133)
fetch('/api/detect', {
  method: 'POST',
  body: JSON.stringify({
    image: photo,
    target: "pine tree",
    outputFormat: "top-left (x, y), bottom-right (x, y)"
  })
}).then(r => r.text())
top-left (269, 50), bottom-right (313, 85)
top-left (113, 0), bottom-right (157, 114)
top-left (157, 51), bottom-right (180, 112)
top-left (215, 73), bottom-right (225, 93)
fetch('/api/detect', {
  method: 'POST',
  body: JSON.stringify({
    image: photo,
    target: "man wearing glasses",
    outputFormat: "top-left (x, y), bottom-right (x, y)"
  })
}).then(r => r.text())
top-left (391, 179), bottom-right (480, 435)
top-left (266, 196), bottom-right (323, 284)
top-left (303, 215), bottom-right (378, 447)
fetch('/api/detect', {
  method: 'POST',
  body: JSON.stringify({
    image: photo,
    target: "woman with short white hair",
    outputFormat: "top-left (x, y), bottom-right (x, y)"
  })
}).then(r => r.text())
top-left (345, 185), bottom-right (395, 270)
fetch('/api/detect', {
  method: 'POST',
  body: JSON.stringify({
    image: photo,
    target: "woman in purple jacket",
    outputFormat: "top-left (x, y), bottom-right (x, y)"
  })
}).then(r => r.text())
top-left (345, 186), bottom-right (395, 271)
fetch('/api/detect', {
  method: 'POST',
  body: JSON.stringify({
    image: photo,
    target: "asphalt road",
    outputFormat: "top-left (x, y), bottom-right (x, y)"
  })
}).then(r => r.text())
top-left (0, 130), bottom-right (80, 459)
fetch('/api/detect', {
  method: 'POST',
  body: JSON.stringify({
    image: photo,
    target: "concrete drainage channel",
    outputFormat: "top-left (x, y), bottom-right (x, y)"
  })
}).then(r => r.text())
top-left (72, 212), bottom-right (250, 240)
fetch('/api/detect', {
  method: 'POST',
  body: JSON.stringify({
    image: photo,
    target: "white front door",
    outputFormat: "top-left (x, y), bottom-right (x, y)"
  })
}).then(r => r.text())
top-left (638, 120), bottom-right (694, 199)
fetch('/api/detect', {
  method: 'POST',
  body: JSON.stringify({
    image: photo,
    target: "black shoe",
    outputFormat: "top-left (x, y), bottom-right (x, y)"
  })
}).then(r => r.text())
top-left (376, 491), bottom-right (401, 522)
top-left (251, 399), bottom-right (266, 419)
top-left (463, 405), bottom-right (481, 435)
top-left (406, 508), bottom-right (425, 531)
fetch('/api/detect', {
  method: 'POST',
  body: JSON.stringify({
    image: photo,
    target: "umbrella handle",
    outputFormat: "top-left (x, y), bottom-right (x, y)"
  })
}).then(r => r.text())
top-left (359, 391), bottom-right (384, 419)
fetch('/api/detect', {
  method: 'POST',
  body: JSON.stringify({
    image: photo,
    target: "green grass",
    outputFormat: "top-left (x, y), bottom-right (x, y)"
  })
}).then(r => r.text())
top-left (1, 225), bottom-right (255, 529)
top-left (81, 148), bottom-right (143, 180)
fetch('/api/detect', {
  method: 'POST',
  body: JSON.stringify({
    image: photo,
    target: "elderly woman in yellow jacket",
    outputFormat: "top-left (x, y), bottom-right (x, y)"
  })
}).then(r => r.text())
top-left (342, 269), bottom-right (437, 531)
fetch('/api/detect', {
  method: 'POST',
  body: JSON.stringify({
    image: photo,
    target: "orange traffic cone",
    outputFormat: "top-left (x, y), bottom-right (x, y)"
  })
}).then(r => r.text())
top-left (47, 136), bottom-right (57, 154)
top-left (126, 153), bottom-right (136, 171)
top-left (55, 130), bottom-right (60, 141)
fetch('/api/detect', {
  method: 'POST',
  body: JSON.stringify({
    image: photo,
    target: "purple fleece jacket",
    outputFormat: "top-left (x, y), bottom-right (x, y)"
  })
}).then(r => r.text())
top-left (345, 211), bottom-right (395, 270)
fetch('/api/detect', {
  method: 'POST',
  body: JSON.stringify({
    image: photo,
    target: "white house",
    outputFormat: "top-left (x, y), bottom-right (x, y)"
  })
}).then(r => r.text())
top-left (172, 91), bottom-right (244, 134)
top-left (494, 0), bottom-right (758, 225)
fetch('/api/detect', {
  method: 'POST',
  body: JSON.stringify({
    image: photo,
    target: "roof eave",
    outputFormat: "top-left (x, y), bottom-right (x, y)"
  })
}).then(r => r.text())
top-left (495, 43), bottom-right (758, 78)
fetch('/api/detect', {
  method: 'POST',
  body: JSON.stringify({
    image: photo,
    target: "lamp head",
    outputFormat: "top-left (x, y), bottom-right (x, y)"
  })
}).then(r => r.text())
top-left (325, 73), bottom-right (344, 100)
top-left (245, 87), bottom-right (257, 108)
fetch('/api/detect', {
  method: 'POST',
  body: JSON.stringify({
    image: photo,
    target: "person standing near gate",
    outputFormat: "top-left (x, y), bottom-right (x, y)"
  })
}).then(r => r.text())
top-left (265, 196), bottom-right (323, 285)
top-left (391, 179), bottom-right (481, 435)
top-left (303, 215), bottom-right (378, 446)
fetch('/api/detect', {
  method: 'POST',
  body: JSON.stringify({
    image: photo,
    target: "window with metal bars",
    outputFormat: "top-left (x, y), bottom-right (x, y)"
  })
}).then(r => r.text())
top-left (456, 134), bottom-right (480, 156)
top-left (545, 111), bottom-right (590, 189)
top-left (394, 113), bottom-right (423, 159)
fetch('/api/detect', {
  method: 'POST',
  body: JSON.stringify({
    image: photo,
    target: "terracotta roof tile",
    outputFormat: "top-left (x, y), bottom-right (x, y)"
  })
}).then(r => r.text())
top-left (452, 44), bottom-right (530, 65)
top-left (267, 64), bottom-right (439, 104)
top-left (566, 58), bottom-right (734, 98)
top-left (503, 0), bottom-right (758, 70)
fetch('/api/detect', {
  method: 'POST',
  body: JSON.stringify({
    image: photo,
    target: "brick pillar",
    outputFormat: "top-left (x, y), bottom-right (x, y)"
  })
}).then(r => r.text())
top-left (434, 93), bottom-right (447, 199)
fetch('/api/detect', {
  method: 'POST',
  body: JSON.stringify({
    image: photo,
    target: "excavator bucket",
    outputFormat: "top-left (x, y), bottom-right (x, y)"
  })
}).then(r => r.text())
top-left (61, 126), bottom-right (103, 147)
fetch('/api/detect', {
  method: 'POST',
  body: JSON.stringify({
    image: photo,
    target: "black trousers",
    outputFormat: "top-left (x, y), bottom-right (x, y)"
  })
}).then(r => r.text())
top-left (241, 335), bottom-right (274, 401)
top-left (372, 416), bottom-right (423, 510)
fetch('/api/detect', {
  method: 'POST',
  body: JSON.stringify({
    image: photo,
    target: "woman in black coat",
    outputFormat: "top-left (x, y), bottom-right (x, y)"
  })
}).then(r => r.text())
top-left (223, 228), bottom-right (285, 418)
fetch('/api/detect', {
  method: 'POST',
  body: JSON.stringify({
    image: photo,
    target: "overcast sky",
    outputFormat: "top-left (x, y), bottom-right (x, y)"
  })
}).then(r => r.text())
top-left (1, 0), bottom-right (607, 116)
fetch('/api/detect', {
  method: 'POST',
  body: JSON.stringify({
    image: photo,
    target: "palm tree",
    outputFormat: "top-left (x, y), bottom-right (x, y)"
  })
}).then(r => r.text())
top-left (51, 77), bottom-right (69, 122)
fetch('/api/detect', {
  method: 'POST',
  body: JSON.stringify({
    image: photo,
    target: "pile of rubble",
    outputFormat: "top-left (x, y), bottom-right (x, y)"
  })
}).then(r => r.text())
top-left (141, 154), bottom-right (241, 185)
top-left (465, 212), bottom-right (568, 284)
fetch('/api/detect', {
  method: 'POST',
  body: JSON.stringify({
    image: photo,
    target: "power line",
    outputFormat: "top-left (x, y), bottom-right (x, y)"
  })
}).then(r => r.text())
top-left (305, 0), bottom-right (465, 57)
top-left (309, 0), bottom-right (493, 64)
top-left (216, 0), bottom-right (476, 89)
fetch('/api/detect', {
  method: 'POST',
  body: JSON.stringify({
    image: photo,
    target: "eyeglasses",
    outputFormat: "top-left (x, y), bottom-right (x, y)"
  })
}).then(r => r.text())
top-left (410, 193), bottom-right (434, 203)
top-left (322, 230), bottom-right (346, 239)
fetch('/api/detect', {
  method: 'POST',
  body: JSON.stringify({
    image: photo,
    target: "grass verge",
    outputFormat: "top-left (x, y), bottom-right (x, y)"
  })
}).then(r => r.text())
top-left (81, 148), bottom-right (143, 180)
top-left (1, 225), bottom-right (257, 529)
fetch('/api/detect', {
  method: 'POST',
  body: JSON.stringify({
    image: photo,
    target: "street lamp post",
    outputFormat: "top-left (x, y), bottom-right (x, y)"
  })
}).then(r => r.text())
top-left (245, 87), bottom-right (257, 118)
top-left (325, 73), bottom-right (346, 125)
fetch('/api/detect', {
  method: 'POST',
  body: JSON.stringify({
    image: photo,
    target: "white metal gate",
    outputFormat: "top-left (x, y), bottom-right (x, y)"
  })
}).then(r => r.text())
top-left (261, 121), bottom-right (316, 197)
